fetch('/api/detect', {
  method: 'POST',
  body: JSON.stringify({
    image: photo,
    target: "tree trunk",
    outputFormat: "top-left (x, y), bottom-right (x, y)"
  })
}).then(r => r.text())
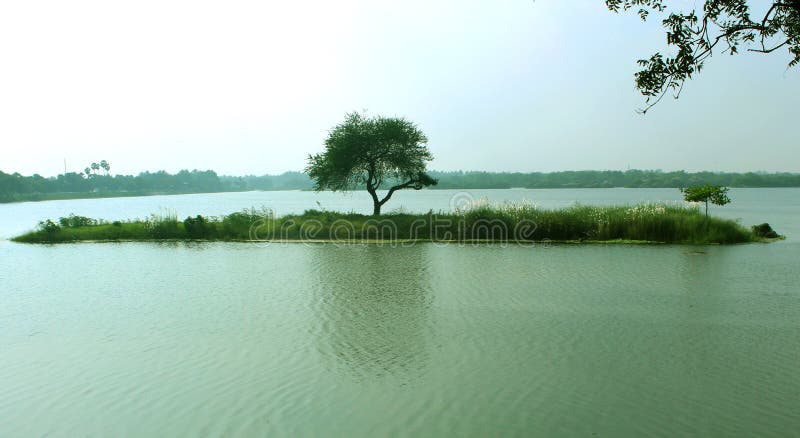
top-left (367, 175), bottom-right (418, 216)
top-left (705, 200), bottom-right (708, 218)
top-left (367, 184), bottom-right (381, 216)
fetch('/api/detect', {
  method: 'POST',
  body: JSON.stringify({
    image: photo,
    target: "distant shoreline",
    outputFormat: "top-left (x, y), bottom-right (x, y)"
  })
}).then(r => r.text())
top-left (4, 169), bottom-right (800, 204)
top-left (3, 186), bottom-right (800, 205)
top-left (0, 189), bottom-right (249, 204)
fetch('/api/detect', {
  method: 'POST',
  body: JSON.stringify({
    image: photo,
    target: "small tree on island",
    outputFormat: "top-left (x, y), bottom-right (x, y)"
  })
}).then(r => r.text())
top-left (306, 112), bottom-right (437, 215)
top-left (680, 185), bottom-right (731, 218)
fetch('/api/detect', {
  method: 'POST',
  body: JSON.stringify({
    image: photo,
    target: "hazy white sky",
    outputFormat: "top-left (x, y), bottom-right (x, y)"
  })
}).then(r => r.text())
top-left (1, 0), bottom-right (797, 176)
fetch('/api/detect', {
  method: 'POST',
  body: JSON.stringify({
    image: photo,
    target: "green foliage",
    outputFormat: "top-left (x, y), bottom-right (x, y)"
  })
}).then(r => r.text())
top-left (681, 185), bottom-right (731, 205)
top-left (144, 210), bottom-right (180, 239)
top-left (306, 112), bottom-right (437, 215)
top-left (220, 171), bottom-right (314, 191)
top-left (14, 203), bottom-right (760, 245)
top-left (16, 222), bottom-right (149, 243)
top-left (58, 214), bottom-right (98, 228)
top-left (3, 169), bottom-right (800, 203)
top-left (37, 219), bottom-right (61, 234)
top-left (607, 0), bottom-right (800, 112)
top-left (680, 185), bottom-right (731, 216)
top-left (0, 169), bottom-right (226, 203)
top-left (752, 223), bottom-right (781, 238)
top-left (222, 208), bottom-right (271, 239)
top-left (183, 215), bottom-right (216, 239)
top-left (428, 170), bottom-right (800, 189)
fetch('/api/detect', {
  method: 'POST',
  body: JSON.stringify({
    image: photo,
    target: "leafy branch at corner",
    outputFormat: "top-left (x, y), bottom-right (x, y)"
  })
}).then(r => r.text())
top-left (607, 0), bottom-right (800, 112)
top-left (305, 112), bottom-right (437, 216)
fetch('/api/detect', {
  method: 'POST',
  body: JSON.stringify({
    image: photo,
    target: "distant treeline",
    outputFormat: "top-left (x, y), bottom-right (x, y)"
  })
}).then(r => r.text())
top-left (428, 170), bottom-right (800, 189)
top-left (0, 170), bottom-right (228, 202)
top-left (2, 169), bottom-right (800, 203)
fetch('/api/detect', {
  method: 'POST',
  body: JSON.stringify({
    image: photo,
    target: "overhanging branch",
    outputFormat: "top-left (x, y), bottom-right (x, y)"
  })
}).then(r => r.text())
top-left (378, 179), bottom-right (418, 206)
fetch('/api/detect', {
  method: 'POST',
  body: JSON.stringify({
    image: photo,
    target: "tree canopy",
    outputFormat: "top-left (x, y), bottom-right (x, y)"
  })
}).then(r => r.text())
top-left (681, 184), bottom-right (731, 216)
top-left (305, 112), bottom-right (437, 215)
top-left (607, 0), bottom-right (800, 112)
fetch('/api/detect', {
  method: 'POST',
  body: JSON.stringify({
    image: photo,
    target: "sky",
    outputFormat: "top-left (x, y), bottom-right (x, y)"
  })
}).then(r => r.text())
top-left (1, 0), bottom-right (797, 177)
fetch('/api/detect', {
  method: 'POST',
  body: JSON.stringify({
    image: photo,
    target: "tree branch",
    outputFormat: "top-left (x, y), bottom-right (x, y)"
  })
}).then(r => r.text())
top-left (749, 39), bottom-right (791, 53)
top-left (615, 0), bottom-right (800, 112)
top-left (378, 179), bottom-right (417, 206)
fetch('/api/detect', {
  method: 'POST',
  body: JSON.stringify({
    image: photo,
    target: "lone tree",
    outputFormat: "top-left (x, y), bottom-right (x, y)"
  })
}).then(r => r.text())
top-left (680, 185), bottom-right (731, 217)
top-left (306, 113), bottom-right (437, 215)
top-left (607, 0), bottom-right (800, 112)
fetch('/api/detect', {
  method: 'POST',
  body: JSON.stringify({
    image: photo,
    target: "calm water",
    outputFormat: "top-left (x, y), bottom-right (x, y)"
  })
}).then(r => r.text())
top-left (1, 189), bottom-right (799, 436)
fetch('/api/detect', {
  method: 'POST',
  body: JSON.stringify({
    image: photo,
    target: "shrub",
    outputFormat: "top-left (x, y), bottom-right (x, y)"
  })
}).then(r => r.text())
top-left (222, 208), bottom-right (271, 239)
top-left (752, 223), bottom-right (779, 238)
top-left (58, 214), bottom-right (97, 228)
top-left (183, 215), bottom-right (215, 239)
top-left (38, 219), bottom-right (61, 234)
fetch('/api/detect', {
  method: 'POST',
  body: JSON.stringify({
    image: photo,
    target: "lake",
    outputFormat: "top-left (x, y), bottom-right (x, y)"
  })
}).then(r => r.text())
top-left (1, 188), bottom-right (799, 436)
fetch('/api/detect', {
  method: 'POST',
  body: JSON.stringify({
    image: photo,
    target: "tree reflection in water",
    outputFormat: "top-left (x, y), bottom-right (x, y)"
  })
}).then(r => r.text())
top-left (308, 244), bottom-right (434, 382)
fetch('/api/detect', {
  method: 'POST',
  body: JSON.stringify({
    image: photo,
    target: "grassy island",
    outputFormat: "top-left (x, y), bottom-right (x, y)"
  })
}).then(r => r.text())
top-left (12, 202), bottom-right (777, 245)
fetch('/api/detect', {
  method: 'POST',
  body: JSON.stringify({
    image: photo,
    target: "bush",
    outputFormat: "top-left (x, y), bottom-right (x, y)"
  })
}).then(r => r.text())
top-left (183, 215), bottom-right (215, 239)
top-left (38, 219), bottom-right (61, 234)
top-left (752, 223), bottom-right (779, 238)
top-left (58, 214), bottom-right (97, 228)
top-left (222, 208), bottom-right (271, 239)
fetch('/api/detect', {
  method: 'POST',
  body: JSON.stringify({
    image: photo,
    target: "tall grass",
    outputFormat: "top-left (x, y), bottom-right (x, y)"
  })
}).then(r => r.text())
top-left (144, 208), bottom-right (179, 239)
top-left (12, 202), bottom-right (758, 244)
